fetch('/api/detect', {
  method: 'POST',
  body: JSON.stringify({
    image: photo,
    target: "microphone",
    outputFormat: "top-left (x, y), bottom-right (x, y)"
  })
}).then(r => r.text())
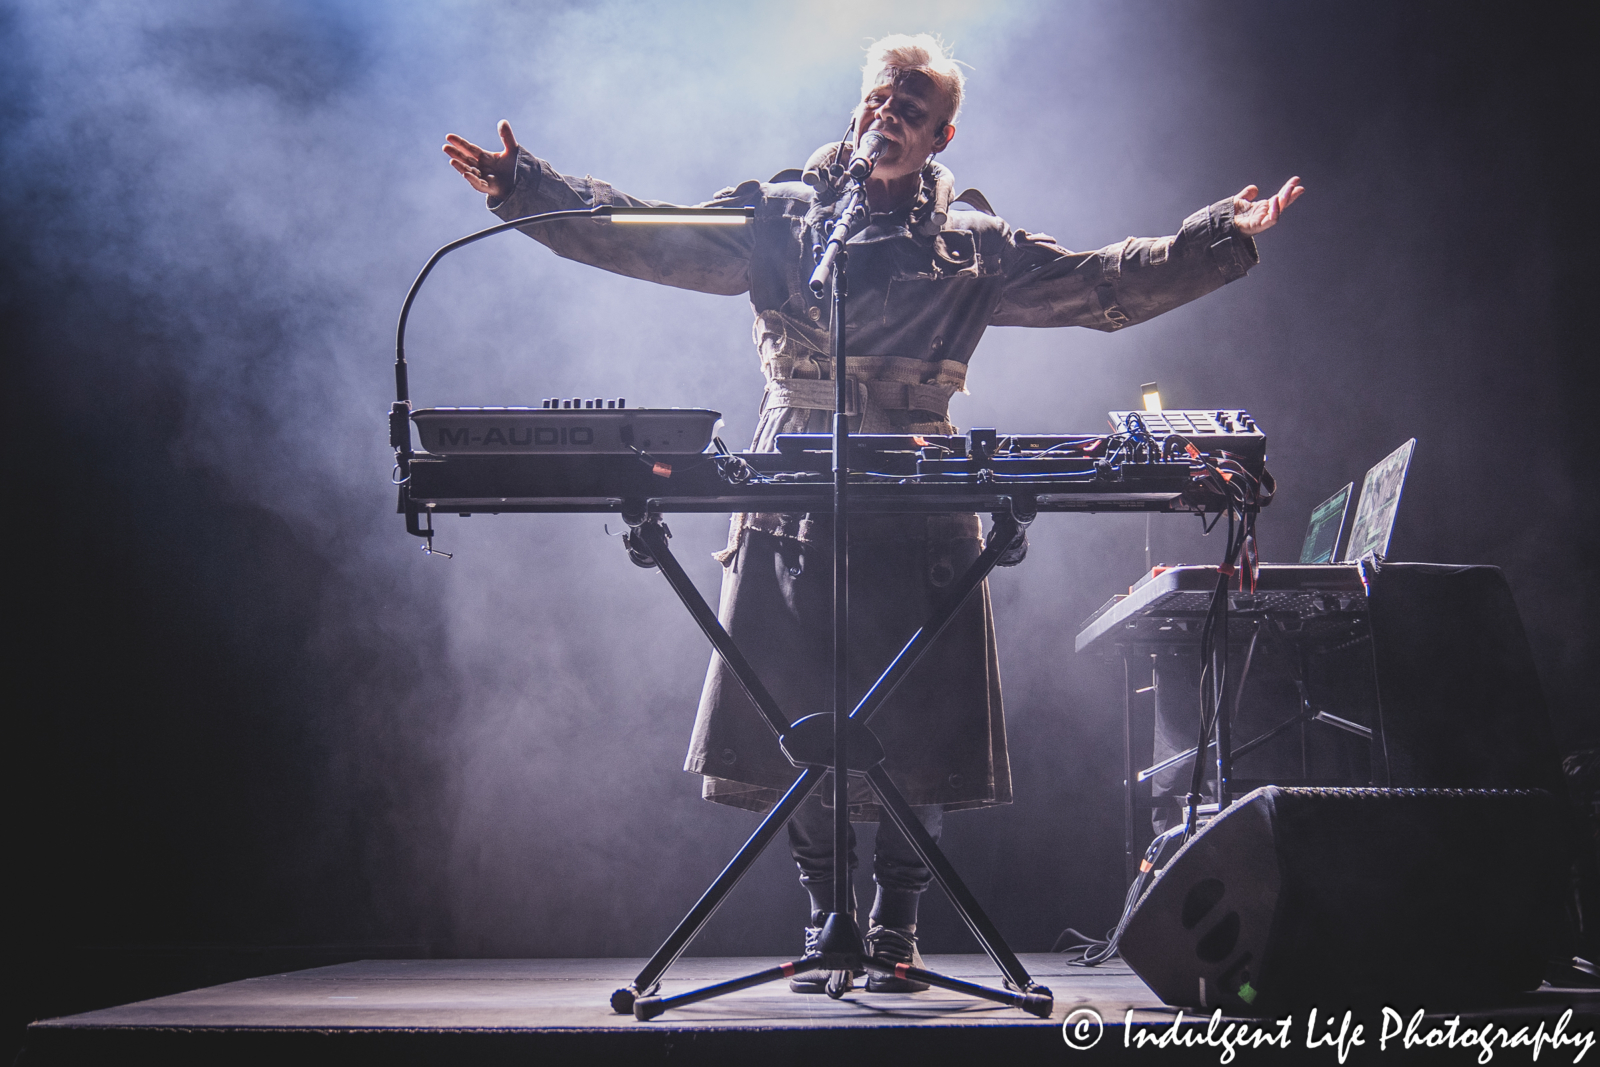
top-left (846, 131), bottom-right (891, 181)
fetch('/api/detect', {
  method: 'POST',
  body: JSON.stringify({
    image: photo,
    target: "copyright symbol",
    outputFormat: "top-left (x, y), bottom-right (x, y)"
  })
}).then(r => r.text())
top-left (1061, 1007), bottom-right (1103, 1050)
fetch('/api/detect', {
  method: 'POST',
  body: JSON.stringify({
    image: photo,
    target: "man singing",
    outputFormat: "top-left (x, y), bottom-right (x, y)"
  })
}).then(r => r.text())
top-left (444, 33), bottom-right (1302, 993)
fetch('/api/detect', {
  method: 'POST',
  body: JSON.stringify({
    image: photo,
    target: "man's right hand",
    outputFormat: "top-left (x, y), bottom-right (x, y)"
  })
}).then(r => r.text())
top-left (443, 120), bottom-right (520, 201)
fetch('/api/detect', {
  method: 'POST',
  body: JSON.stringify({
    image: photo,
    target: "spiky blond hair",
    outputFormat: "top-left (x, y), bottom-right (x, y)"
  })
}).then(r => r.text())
top-left (860, 33), bottom-right (965, 126)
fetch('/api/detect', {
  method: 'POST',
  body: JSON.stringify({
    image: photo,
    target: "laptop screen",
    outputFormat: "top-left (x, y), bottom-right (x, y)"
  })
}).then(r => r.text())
top-left (1299, 483), bottom-right (1353, 564)
top-left (1343, 438), bottom-right (1417, 563)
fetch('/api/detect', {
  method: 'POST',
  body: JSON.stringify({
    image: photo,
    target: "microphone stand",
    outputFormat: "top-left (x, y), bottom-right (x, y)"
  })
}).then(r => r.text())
top-left (805, 174), bottom-right (873, 985)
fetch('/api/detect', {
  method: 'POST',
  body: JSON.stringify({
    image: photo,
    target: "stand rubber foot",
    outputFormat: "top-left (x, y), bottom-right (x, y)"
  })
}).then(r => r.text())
top-left (1022, 989), bottom-right (1055, 1018)
top-left (610, 987), bottom-right (636, 1014)
top-left (633, 996), bottom-right (665, 1021)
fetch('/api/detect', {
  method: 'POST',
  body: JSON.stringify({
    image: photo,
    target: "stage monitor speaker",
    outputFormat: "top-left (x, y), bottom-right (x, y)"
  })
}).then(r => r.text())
top-left (1118, 786), bottom-right (1566, 1016)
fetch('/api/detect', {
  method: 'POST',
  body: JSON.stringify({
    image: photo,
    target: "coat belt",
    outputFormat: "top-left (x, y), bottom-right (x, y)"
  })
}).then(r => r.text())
top-left (762, 376), bottom-right (957, 419)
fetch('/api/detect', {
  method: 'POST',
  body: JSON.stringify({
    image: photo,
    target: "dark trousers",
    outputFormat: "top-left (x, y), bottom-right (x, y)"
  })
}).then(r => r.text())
top-left (787, 792), bottom-right (942, 925)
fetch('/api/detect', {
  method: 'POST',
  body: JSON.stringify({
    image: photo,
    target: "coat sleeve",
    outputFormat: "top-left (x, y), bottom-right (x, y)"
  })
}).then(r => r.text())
top-left (989, 198), bottom-right (1259, 331)
top-left (487, 148), bottom-right (755, 297)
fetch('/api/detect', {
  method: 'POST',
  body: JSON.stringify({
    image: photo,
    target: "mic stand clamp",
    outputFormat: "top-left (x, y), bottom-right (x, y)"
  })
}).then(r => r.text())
top-left (808, 179), bottom-right (870, 297)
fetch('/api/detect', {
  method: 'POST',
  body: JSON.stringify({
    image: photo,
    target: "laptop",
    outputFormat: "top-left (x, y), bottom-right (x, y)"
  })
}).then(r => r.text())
top-left (1342, 439), bottom-right (1416, 563)
top-left (1296, 439), bottom-right (1416, 564)
top-left (1298, 482), bottom-right (1353, 564)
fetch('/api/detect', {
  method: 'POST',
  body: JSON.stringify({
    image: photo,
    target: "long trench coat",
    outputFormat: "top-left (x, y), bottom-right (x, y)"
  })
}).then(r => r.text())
top-left (490, 145), bottom-right (1259, 817)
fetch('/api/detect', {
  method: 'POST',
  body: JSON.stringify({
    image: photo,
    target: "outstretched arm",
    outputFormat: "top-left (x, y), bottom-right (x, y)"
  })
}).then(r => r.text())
top-left (442, 120), bottom-right (520, 201)
top-left (991, 177), bottom-right (1306, 331)
top-left (440, 121), bottom-right (754, 296)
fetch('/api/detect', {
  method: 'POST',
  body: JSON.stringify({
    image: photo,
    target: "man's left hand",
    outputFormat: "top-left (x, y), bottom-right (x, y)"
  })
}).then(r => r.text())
top-left (1232, 176), bottom-right (1305, 236)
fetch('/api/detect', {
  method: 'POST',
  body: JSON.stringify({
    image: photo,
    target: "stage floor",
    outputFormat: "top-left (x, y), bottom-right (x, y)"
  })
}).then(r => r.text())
top-left (22, 954), bottom-right (1600, 1065)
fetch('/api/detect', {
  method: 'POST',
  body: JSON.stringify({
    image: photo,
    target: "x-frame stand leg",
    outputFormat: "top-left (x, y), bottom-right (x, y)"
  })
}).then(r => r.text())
top-left (610, 507), bottom-right (1053, 1020)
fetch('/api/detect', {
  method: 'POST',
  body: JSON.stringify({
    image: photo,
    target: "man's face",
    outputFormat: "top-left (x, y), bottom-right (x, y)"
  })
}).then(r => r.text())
top-left (853, 68), bottom-right (954, 183)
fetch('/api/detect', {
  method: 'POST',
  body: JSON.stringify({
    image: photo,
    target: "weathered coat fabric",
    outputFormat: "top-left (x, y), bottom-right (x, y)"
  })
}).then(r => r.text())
top-left (490, 146), bottom-right (1258, 816)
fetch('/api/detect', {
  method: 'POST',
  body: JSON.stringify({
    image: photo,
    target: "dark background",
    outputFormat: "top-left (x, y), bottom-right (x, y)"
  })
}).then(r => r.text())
top-left (4, 0), bottom-right (1594, 1053)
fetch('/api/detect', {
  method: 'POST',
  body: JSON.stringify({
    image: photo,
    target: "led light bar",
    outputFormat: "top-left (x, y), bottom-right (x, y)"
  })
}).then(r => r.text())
top-left (605, 206), bottom-right (754, 225)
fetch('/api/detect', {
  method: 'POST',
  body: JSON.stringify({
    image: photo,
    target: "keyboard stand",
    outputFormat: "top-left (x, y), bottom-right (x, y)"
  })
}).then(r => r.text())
top-left (608, 506), bottom-right (1052, 1020)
